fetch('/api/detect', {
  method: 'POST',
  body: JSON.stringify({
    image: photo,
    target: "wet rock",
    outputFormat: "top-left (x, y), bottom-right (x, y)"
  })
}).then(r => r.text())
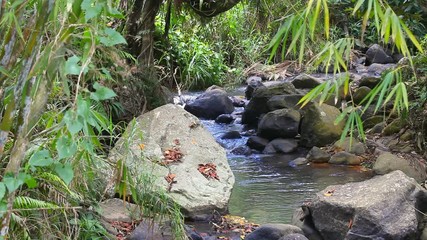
top-left (279, 233), bottom-right (309, 240)
top-left (333, 137), bottom-right (366, 155)
top-left (230, 146), bottom-right (252, 156)
top-left (289, 157), bottom-right (308, 166)
top-left (263, 139), bottom-right (298, 154)
top-left (363, 115), bottom-right (384, 129)
top-left (359, 75), bottom-right (381, 89)
top-left (291, 74), bottom-right (323, 89)
top-left (221, 131), bottom-right (241, 139)
top-left (371, 122), bottom-right (386, 133)
top-left (400, 130), bottom-right (415, 142)
top-left (367, 63), bottom-right (396, 75)
top-left (300, 103), bottom-right (345, 147)
top-left (365, 44), bottom-right (395, 65)
top-left (309, 171), bottom-right (427, 240)
top-left (245, 76), bottom-right (264, 100)
top-left (215, 114), bottom-right (235, 124)
top-left (373, 152), bottom-right (427, 182)
top-left (242, 82), bottom-right (298, 125)
top-left (329, 151), bottom-right (361, 165)
top-left (383, 118), bottom-right (407, 136)
top-left (306, 147), bottom-right (330, 163)
top-left (231, 96), bottom-right (246, 107)
top-left (128, 220), bottom-right (173, 240)
top-left (99, 198), bottom-right (140, 223)
top-left (246, 136), bottom-right (269, 151)
top-left (291, 208), bottom-right (323, 240)
top-left (205, 85), bottom-right (224, 92)
top-left (245, 224), bottom-right (304, 240)
top-left (267, 94), bottom-right (304, 111)
top-left (258, 109), bottom-right (301, 140)
top-left (352, 86), bottom-right (371, 104)
top-left (106, 104), bottom-right (235, 218)
top-left (184, 89), bottom-right (234, 119)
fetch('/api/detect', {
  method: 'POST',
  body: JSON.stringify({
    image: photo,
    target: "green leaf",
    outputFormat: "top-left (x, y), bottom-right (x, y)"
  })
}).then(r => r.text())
top-left (17, 173), bottom-right (37, 189)
top-left (63, 111), bottom-right (83, 135)
top-left (29, 150), bottom-right (54, 167)
top-left (56, 136), bottom-right (77, 160)
top-left (64, 56), bottom-right (82, 75)
top-left (90, 82), bottom-right (117, 101)
top-left (81, 0), bottom-right (103, 22)
top-left (0, 183), bottom-right (6, 199)
top-left (54, 163), bottom-right (74, 185)
top-left (3, 175), bottom-right (24, 193)
top-left (99, 28), bottom-right (127, 47)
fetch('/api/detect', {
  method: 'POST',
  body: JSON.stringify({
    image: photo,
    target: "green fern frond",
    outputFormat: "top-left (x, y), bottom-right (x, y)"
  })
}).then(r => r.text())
top-left (13, 196), bottom-right (59, 210)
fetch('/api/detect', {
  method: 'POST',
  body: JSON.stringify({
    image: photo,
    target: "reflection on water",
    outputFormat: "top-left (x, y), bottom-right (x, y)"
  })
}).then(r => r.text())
top-left (228, 154), bottom-right (373, 224)
top-left (200, 115), bottom-right (374, 225)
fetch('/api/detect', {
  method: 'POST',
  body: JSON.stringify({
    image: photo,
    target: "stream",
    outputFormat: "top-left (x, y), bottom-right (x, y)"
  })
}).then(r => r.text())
top-left (192, 87), bottom-right (374, 225)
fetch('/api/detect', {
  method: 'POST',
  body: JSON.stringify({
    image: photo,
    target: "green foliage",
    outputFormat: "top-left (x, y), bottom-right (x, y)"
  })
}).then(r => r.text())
top-left (165, 29), bottom-right (228, 90)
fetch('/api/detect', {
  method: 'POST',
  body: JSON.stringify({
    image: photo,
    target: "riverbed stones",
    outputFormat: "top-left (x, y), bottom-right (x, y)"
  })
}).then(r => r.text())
top-left (373, 152), bottom-right (427, 182)
top-left (245, 76), bottom-right (264, 99)
top-left (278, 233), bottom-right (309, 240)
top-left (300, 103), bottom-right (345, 147)
top-left (245, 224), bottom-right (304, 240)
top-left (246, 136), bottom-right (269, 151)
top-left (359, 75), bottom-right (381, 89)
top-left (329, 152), bottom-right (361, 165)
top-left (263, 139), bottom-right (298, 154)
top-left (215, 114), bottom-right (235, 124)
top-left (309, 171), bottom-right (427, 240)
top-left (306, 147), bottom-right (330, 163)
top-left (353, 86), bottom-right (371, 104)
top-left (291, 74), bottom-right (322, 89)
top-left (107, 104), bottom-right (235, 218)
top-left (363, 115), bottom-right (384, 129)
top-left (333, 137), bottom-right (366, 155)
top-left (242, 82), bottom-right (298, 125)
top-left (365, 44), bottom-right (395, 65)
top-left (267, 94), bottom-right (304, 111)
top-left (221, 130), bottom-right (241, 139)
top-left (257, 109), bottom-right (300, 140)
top-left (383, 118), bottom-right (407, 136)
top-left (184, 89), bottom-right (234, 119)
top-left (289, 157), bottom-right (308, 166)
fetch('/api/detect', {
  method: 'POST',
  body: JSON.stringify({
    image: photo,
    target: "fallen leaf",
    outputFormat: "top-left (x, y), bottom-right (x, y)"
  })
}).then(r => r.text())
top-left (324, 189), bottom-right (335, 197)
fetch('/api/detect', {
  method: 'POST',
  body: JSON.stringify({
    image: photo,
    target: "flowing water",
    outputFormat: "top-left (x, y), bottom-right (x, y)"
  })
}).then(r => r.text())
top-left (201, 115), bottom-right (374, 225)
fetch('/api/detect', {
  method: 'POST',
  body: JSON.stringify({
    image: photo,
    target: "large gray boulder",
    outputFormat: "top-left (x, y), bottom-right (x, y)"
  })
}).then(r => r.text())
top-left (107, 104), bottom-right (235, 218)
top-left (267, 94), bottom-right (304, 111)
top-left (309, 171), bottom-right (427, 240)
top-left (257, 109), bottom-right (301, 140)
top-left (291, 74), bottom-right (322, 89)
top-left (184, 89), bottom-right (234, 119)
top-left (373, 152), bottom-right (427, 182)
top-left (263, 139), bottom-right (298, 154)
top-left (300, 103), bottom-right (345, 147)
top-left (365, 44), bottom-right (395, 65)
top-left (245, 76), bottom-right (264, 99)
top-left (245, 224), bottom-right (304, 240)
top-left (242, 82), bottom-right (298, 125)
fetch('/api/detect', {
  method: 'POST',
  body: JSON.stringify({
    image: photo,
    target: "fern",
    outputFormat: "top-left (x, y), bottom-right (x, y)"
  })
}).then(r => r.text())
top-left (13, 196), bottom-right (59, 210)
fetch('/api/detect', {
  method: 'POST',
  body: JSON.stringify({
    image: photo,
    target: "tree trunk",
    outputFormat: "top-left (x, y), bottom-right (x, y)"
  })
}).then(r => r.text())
top-left (186, 0), bottom-right (241, 17)
top-left (126, 0), bottom-right (162, 71)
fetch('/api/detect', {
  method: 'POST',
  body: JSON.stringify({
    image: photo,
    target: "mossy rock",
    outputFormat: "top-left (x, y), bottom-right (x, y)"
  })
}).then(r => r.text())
top-left (383, 118), bottom-right (407, 136)
top-left (300, 103), bottom-right (345, 147)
